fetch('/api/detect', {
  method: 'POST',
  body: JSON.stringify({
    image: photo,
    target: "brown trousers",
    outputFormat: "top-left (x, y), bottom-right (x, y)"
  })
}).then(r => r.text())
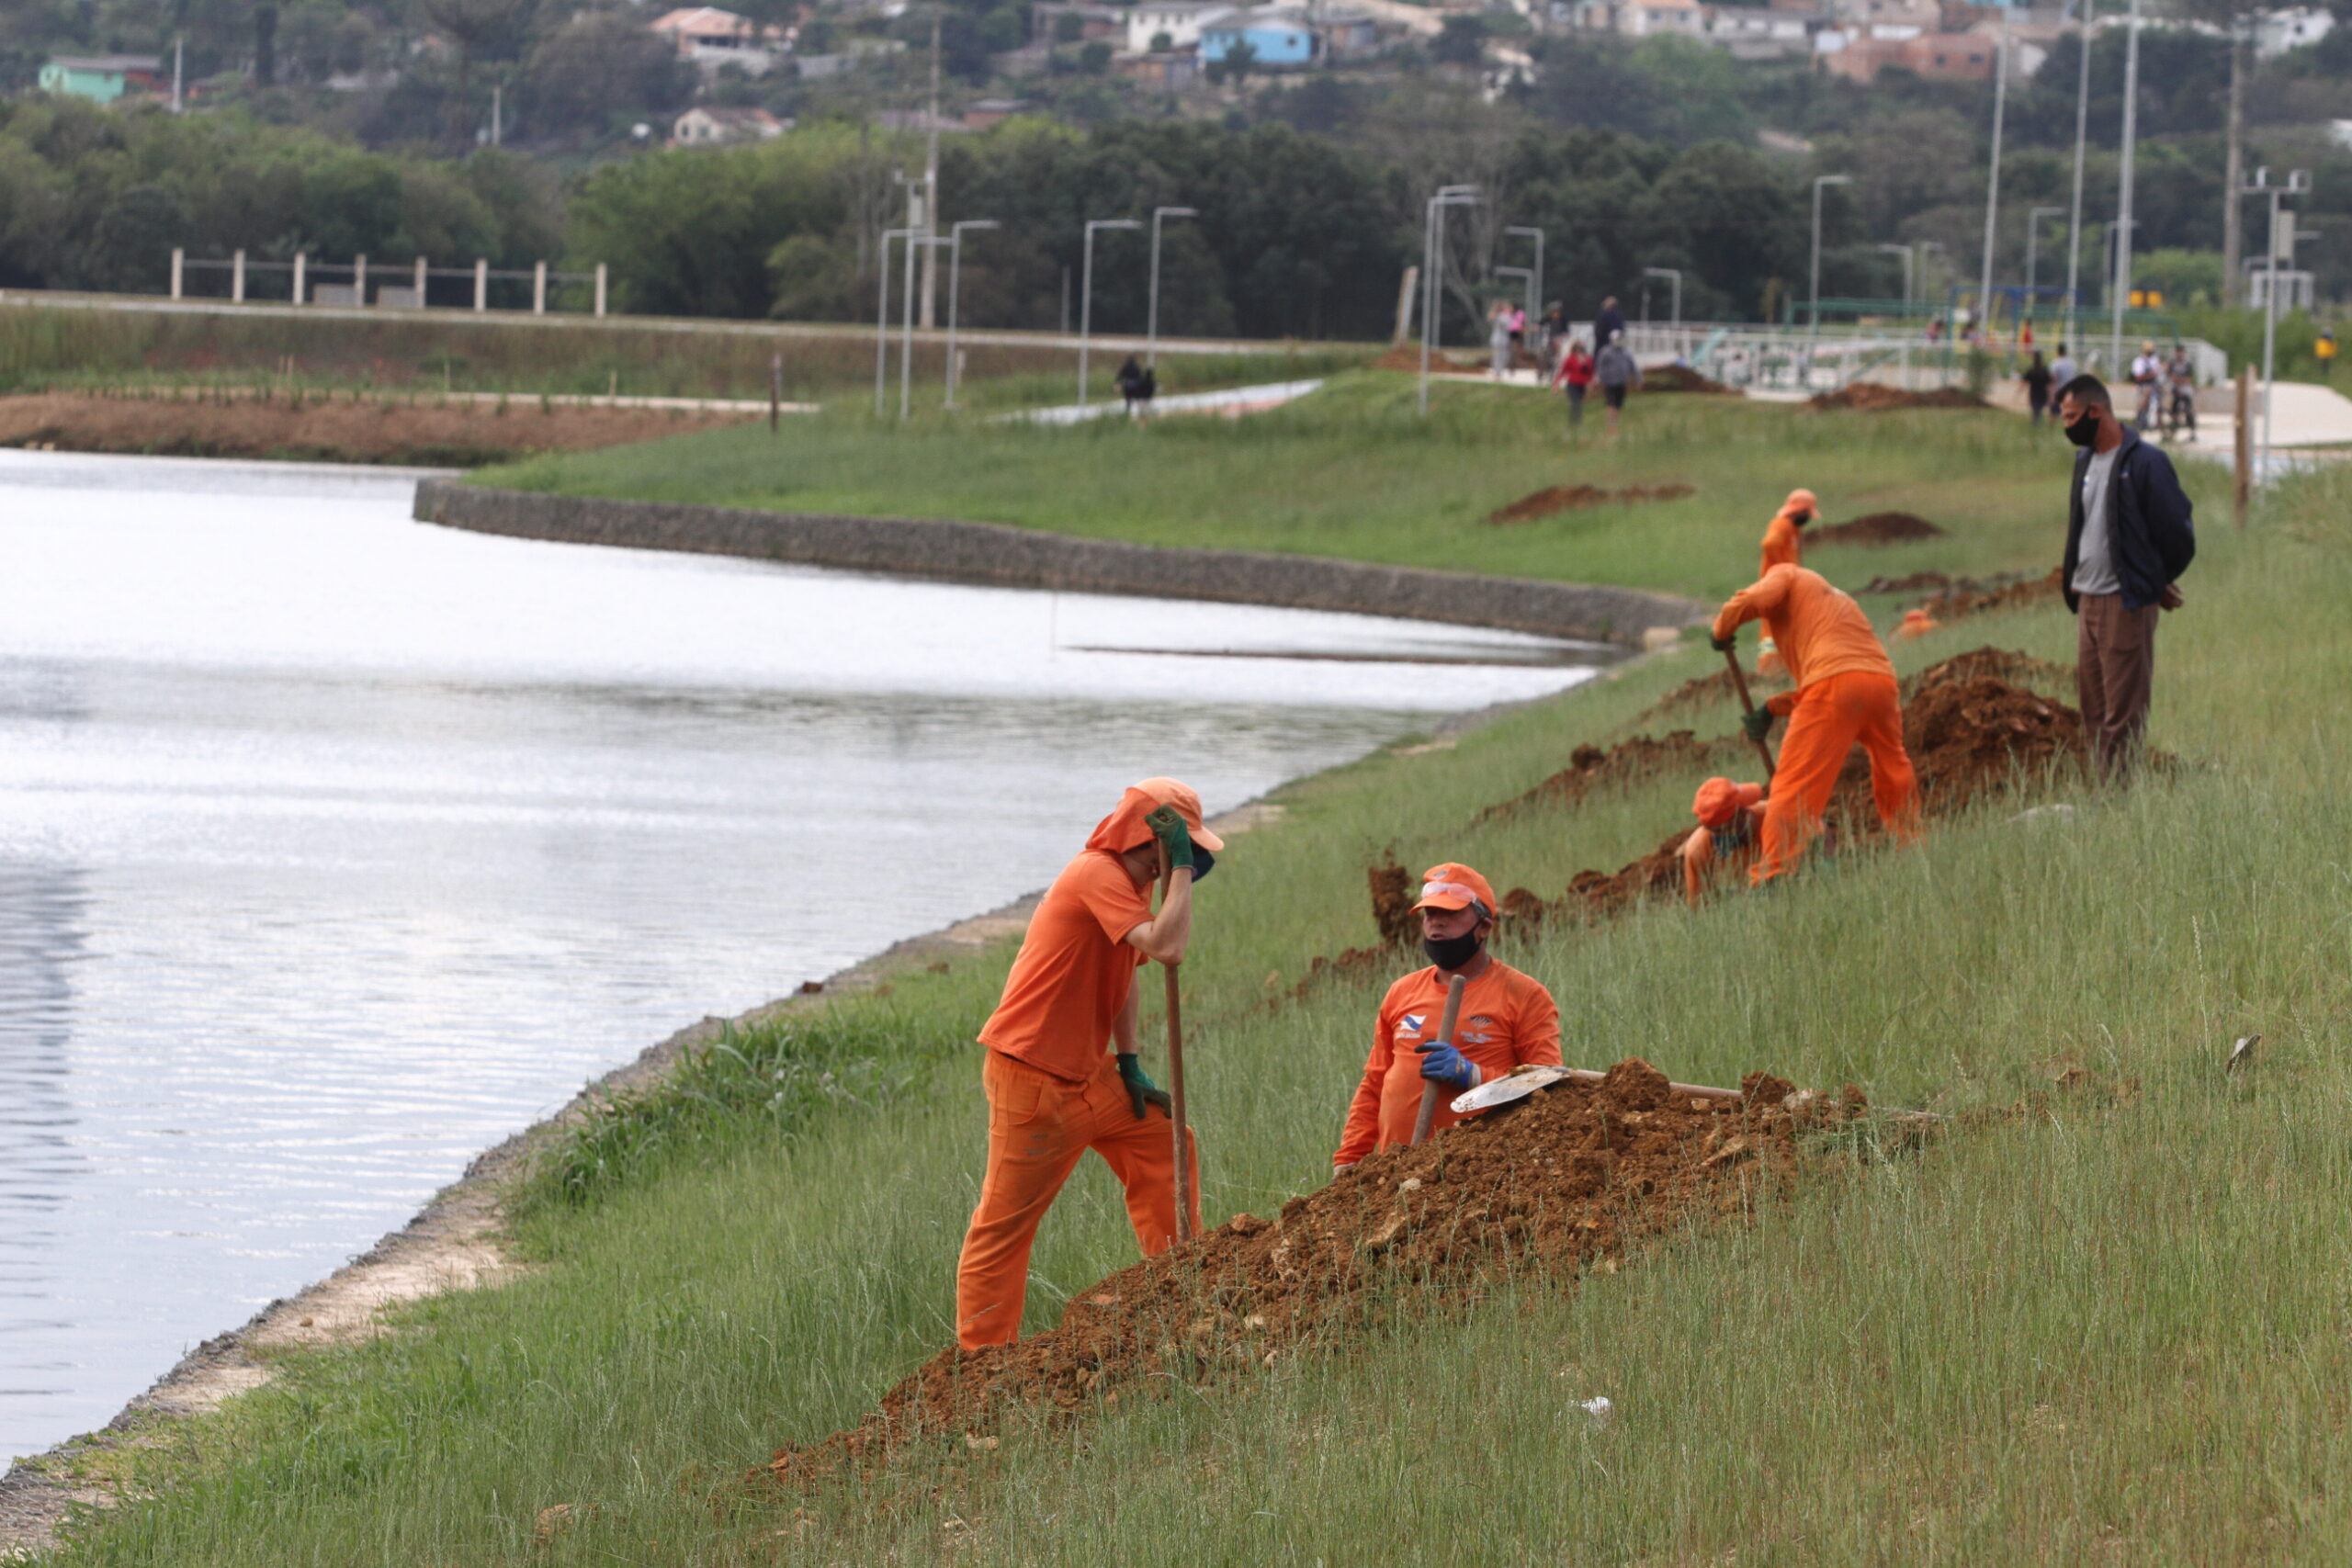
top-left (2075, 592), bottom-right (2159, 775)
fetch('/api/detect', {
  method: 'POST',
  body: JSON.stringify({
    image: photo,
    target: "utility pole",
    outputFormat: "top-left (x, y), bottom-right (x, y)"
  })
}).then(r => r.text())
top-left (1879, 243), bottom-right (1915, 306)
top-left (1418, 185), bottom-right (1479, 416)
top-left (2108, 0), bottom-right (2142, 376)
top-left (1810, 174), bottom-right (1850, 336)
top-left (491, 82), bottom-right (503, 148)
top-left (172, 37), bottom-right (183, 112)
top-left (1977, 19), bottom-right (2009, 344)
top-left (919, 16), bottom-right (943, 329)
top-left (2222, 14), bottom-right (2246, 305)
top-left (2027, 206), bottom-right (2064, 304)
top-left (2063, 0), bottom-right (2092, 353)
top-left (943, 219), bottom-right (999, 408)
top-left (1148, 206), bottom-right (1197, 368)
top-left (2242, 166), bottom-right (2310, 482)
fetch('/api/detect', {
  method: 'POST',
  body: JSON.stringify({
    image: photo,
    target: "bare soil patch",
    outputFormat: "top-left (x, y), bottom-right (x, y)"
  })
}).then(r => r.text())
top-left (1913, 568), bottom-right (2064, 622)
top-left (1807, 385), bottom-right (1987, 413)
top-left (1487, 482), bottom-right (1694, 525)
top-left (1807, 511), bottom-right (1945, 547)
top-left (0, 391), bottom-right (750, 466)
top-left (1643, 364), bottom-right (1736, 395)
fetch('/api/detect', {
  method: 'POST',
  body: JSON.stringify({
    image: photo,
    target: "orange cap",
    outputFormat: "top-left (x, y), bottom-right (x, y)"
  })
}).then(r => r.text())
top-left (1084, 777), bottom-right (1226, 856)
top-left (1781, 488), bottom-right (1819, 523)
top-left (1692, 777), bottom-right (1765, 829)
top-left (1410, 862), bottom-right (1497, 919)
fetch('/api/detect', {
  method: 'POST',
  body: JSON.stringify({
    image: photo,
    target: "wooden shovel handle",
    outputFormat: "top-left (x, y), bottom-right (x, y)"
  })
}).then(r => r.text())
top-left (1159, 846), bottom-right (1194, 1243)
top-left (1409, 973), bottom-right (1470, 1145)
top-left (1723, 646), bottom-right (1778, 782)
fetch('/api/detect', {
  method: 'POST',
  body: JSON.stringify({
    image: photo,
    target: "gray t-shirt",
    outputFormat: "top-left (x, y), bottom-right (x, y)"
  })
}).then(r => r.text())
top-left (2073, 446), bottom-right (2123, 598)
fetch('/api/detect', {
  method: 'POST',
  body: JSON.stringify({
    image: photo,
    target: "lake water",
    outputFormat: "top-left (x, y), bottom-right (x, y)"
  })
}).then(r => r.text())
top-left (0, 450), bottom-right (1604, 1463)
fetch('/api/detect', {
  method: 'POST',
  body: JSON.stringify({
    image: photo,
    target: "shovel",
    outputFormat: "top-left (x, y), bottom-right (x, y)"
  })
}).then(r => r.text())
top-left (1723, 645), bottom-right (1778, 781)
top-left (1158, 847), bottom-right (1196, 1243)
top-left (1409, 972), bottom-right (1471, 1145)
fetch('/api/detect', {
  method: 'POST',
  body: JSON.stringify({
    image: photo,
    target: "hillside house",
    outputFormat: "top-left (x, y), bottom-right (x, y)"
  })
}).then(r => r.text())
top-left (671, 107), bottom-right (789, 144)
top-left (1125, 2), bottom-right (1234, 52)
top-left (37, 55), bottom-right (164, 104)
top-left (1822, 27), bottom-right (1995, 77)
top-left (1199, 8), bottom-right (1319, 66)
top-left (650, 6), bottom-right (786, 73)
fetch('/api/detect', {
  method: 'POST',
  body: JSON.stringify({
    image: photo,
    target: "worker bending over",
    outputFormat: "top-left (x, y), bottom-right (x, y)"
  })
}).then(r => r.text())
top-left (1713, 565), bottom-right (1919, 886)
top-left (1679, 776), bottom-right (1768, 907)
top-left (1332, 863), bottom-right (1559, 1173)
top-left (1755, 489), bottom-right (1817, 676)
top-left (955, 778), bottom-right (1218, 1349)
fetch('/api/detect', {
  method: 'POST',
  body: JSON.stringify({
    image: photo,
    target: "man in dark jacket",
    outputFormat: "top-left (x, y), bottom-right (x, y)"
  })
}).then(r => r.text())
top-left (1591, 296), bottom-right (1626, 353)
top-left (2056, 374), bottom-right (2194, 775)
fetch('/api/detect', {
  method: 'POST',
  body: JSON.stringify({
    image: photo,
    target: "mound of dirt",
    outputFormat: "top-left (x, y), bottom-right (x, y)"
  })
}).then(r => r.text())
top-left (1644, 365), bottom-right (1737, 395)
top-left (1808, 385), bottom-right (1987, 413)
top-left (1367, 858), bottom-right (1415, 946)
top-left (762, 1059), bottom-right (1837, 1485)
top-left (1807, 511), bottom-right (1946, 547)
top-left (1902, 645), bottom-right (2071, 697)
top-left (1475, 728), bottom-right (1734, 825)
top-left (1915, 568), bottom-right (2064, 622)
top-left (1371, 345), bottom-right (1486, 376)
top-left (1486, 482), bottom-right (1694, 525)
top-left (1635, 664), bottom-right (1792, 724)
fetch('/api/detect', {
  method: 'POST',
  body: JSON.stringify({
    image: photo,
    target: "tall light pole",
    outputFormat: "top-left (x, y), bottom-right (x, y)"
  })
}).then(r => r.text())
top-left (1079, 218), bottom-right (1142, 406)
top-left (901, 236), bottom-right (951, 420)
top-left (1810, 174), bottom-right (1851, 335)
top-left (1643, 266), bottom-right (1682, 331)
top-left (1148, 205), bottom-right (1197, 369)
top-left (1879, 243), bottom-right (1916, 306)
top-left (2108, 0), bottom-right (2143, 375)
top-left (2243, 166), bottom-right (2311, 481)
top-left (2064, 0), bottom-right (2094, 353)
top-left (1504, 223), bottom-right (1544, 324)
top-left (1977, 19), bottom-right (2010, 344)
top-left (943, 219), bottom-right (999, 410)
top-left (1419, 184), bottom-right (1479, 416)
top-left (2026, 205), bottom-right (2065, 306)
top-left (875, 226), bottom-right (914, 417)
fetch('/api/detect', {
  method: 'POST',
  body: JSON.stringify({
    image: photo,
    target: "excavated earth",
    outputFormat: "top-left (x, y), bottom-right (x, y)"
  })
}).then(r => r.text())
top-left (1806, 511), bottom-right (1945, 547)
top-left (1487, 482), bottom-right (1695, 525)
top-left (1476, 728), bottom-right (1736, 825)
top-left (762, 1058), bottom-right (1838, 1487)
top-left (1642, 365), bottom-right (1737, 394)
top-left (1807, 385), bottom-right (1988, 413)
top-left (1913, 568), bottom-right (2064, 622)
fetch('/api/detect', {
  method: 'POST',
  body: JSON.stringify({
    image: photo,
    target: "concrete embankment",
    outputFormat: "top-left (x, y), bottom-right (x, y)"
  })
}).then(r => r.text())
top-left (413, 480), bottom-right (1707, 648)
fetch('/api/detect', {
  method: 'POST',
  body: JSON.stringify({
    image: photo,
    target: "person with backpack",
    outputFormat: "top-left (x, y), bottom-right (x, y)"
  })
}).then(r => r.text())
top-left (1594, 331), bottom-right (1641, 434)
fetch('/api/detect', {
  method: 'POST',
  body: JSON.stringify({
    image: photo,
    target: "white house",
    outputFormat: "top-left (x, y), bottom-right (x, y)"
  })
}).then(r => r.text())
top-left (2256, 6), bottom-right (2334, 58)
top-left (1125, 1), bottom-right (1234, 54)
top-left (1620, 0), bottom-right (1703, 38)
top-left (671, 107), bottom-right (788, 144)
top-left (649, 6), bottom-right (786, 74)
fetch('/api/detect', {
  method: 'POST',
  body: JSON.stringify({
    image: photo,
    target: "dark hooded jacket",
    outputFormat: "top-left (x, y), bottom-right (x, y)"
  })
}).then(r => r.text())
top-left (2061, 426), bottom-right (2196, 614)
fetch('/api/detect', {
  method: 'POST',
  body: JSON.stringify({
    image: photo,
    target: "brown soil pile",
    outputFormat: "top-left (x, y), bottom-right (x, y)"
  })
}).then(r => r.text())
top-left (1915, 568), bottom-right (2064, 622)
top-left (0, 391), bottom-right (748, 466)
top-left (763, 1058), bottom-right (1833, 1486)
top-left (1371, 345), bottom-right (1485, 377)
top-left (1807, 385), bottom-right (1987, 413)
top-left (1476, 729), bottom-right (1734, 826)
top-left (1807, 511), bottom-right (1945, 547)
top-left (1636, 664), bottom-right (1786, 722)
top-left (1642, 364), bottom-right (1736, 395)
top-left (1860, 570), bottom-right (1963, 594)
top-left (1487, 482), bottom-right (1694, 525)
top-left (1901, 645), bottom-right (2071, 697)
top-left (1367, 858), bottom-right (1416, 947)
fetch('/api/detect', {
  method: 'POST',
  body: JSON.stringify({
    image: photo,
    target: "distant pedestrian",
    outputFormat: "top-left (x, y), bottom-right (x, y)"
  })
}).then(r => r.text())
top-left (1552, 335), bottom-right (1595, 429)
top-left (1114, 355), bottom-right (1155, 418)
top-left (1507, 303), bottom-right (1526, 361)
top-left (2050, 342), bottom-right (2077, 395)
top-left (2056, 375), bottom-right (2195, 778)
top-left (1592, 296), bottom-right (1626, 353)
top-left (2021, 351), bottom-right (2053, 426)
top-left (1487, 300), bottom-right (1513, 378)
top-left (1595, 331), bottom-right (1640, 434)
top-left (2129, 341), bottom-right (2161, 430)
top-left (1540, 301), bottom-right (1567, 367)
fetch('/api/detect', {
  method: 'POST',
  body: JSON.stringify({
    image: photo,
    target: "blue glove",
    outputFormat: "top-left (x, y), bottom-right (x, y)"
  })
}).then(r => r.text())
top-left (1417, 1040), bottom-right (1478, 1091)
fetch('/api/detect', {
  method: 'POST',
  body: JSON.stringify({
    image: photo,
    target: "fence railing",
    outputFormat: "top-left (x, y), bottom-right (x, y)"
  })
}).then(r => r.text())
top-left (1585, 320), bottom-right (2226, 395)
top-left (167, 249), bottom-right (609, 316)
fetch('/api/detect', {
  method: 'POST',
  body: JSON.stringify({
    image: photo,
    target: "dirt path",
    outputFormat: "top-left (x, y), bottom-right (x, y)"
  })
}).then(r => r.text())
top-left (0, 391), bottom-right (756, 466)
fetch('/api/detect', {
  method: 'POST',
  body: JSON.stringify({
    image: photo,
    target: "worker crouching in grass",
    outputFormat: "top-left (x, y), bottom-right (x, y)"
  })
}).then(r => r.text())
top-left (1331, 863), bottom-right (1560, 1174)
top-left (1679, 777), bottom-right (1768, 907)
top-left (1713, 564), bottom-right (1920, 886)
top-left (954, 778), bottom-right (1217, 1349)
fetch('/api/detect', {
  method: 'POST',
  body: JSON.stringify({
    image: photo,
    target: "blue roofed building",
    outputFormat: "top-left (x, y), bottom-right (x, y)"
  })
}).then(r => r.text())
top-left (38, 55), bottom-right (164, 104)
top-left (1199, 7), bottom-right (1321, 65)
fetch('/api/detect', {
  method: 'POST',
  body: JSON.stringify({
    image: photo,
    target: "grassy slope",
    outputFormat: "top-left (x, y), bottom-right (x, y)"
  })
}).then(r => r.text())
top-left (46, 412), bottom-right (2352, 1567)
top-left (476, 374), bottom-right (2067, 604)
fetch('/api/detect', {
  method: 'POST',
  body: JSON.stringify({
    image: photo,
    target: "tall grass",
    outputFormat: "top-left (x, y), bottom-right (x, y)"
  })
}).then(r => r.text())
top-left (40, 427), bottom-right (2339, 1567)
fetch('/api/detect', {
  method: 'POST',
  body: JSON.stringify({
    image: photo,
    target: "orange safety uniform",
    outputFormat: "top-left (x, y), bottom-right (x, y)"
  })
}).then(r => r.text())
top-left (954, 780), bottom-right (1220, 1349)
top-left (1894, 607), bottom-right (1939, 640)
top-left (1756, 491), bottom-right (1815, 673)
top-left (1680, 777), bottom-right (1766, 906)
top-left (1713, 565), bottom-right (1919, 886)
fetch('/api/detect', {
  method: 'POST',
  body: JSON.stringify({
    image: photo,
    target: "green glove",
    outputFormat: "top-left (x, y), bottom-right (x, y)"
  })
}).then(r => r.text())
top-left (1142, 804), bottom-right (1193, 871)
top-left (1742, 708), bottom-right (1774, 742)
top-left (1116, 1053), bottom-right (1171, 1120)
top-left (1710, 632), bottom-right (1737, 653)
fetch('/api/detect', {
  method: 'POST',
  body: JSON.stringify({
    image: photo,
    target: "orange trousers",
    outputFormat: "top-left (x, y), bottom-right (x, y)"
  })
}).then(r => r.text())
top-left (1751, 671), bottom-right (1919, 886)
top-left (956, 1048), bottom-right (1199, 1349)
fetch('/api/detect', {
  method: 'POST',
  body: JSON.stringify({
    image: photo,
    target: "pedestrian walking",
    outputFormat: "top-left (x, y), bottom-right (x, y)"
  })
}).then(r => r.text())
top-left (1591, 296), bottom-right (1626, 354)
top-left (1114, 355), bottom-right (1155, 419)
top-left (2050, 342), bottom-right (2077, 395)
top-left (1594, 330), bottom-right (1640, 434)
top-left (1539, 301), bottom-right (1567, 370)
top-left (2055, 376), bottom-right (2195, 778)
top-left (1487, 299), bottom-right (1513, 378)
top-left (1551, 335), bottom-right (1595, 429)
top-left (2021, 351), bottom-right (2053, 426)
top-left (1507, 302), bottom-right (1527, 364)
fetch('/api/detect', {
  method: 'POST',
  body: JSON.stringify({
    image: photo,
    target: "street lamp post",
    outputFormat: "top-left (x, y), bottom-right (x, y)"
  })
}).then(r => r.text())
top-left (1642, 266), bottom-right (1682, 333)
top-left (901, 235), bottom-right (951, 421)
top-left (875, 226), bottom-right (915, 417)
top-left (1976, 19), bottom-right (2010, 344)
top-left (1504, 224), bottom-right (1544, 325)
top-left (1079, 218), bottom-right (1143, 407)
top-left (2109, 0), bottom-right (2143, 375)
top-left (1418, 185), bottom-right (1480, 416)
top-left (2242, 165), bottom-right (2311, 481)
top-left (1879, 243), bottom-right (1916, 306)
top-left (1148, 206), bottom-right (1197, 369)
top-left (2064, 0), bottom-right (2094, 353)
top-left (1810, 174), bottom-right (1851, 335)
top-left (2026, 206), bottom-right (2065, 303)
top-left (943, 219), bottom-right (1000, 410)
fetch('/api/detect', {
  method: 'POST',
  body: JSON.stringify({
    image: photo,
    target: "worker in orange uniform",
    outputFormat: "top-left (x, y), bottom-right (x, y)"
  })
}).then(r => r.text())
top-left (955, 778), bottom-right (1219, 1349)
top-left (1679, 776), bottom-right (1767, 907)
top-left (1755, 489), bottom-right (1818, 677)
top-left (1712, 565), bottom-right (1919, 886)
top-left (1331, 863), bottom-right (1560, 1173)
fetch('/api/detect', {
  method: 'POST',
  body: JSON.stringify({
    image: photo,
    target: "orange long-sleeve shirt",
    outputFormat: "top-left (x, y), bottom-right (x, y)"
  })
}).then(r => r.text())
top-left (1759, 513), bottom-right (1802, 576)
top-left (1679, 808), bottom-right (1766, 906)
top-left (1713, 565), bottom-right (1894, 693)
top-left (1334, 961), bottom-right (1561, 1166)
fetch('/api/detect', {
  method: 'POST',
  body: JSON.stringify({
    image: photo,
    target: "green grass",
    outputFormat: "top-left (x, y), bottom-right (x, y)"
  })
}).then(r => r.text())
top-left (479, 372), bottom-right (2110, 604)
top-left (38, 409), bottom-right (2348, 1567)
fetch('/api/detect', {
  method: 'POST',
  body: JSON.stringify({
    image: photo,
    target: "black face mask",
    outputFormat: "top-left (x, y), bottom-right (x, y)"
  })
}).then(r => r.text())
top-left (2064, 409), bottom-right (2102, 447)
top-left (1422, 930), bottom-right (1483, 971)
top-left (1188, 847), bottom-right (1214, 884)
